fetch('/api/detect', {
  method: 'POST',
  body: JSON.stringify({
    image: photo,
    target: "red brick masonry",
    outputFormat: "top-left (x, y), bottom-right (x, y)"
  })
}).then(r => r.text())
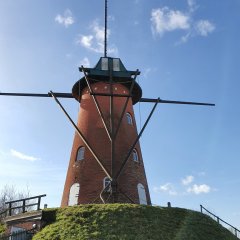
top-left (61, 82), bottom-right (151, 206)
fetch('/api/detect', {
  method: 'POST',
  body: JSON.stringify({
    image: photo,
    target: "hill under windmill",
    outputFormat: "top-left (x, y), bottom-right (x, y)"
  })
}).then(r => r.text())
top-left (26, 204), bottom-right (238, 240)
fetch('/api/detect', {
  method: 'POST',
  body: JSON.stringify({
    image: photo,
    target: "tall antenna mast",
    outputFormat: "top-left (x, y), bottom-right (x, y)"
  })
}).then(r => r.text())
top-left (104, 0), bottom-right (108, 57)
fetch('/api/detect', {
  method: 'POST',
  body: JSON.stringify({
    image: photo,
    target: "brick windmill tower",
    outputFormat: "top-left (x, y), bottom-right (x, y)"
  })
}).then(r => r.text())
top-left (0, 1), bottom-right (214, 207)
top-left (60, 56), bottom-right (151, 206)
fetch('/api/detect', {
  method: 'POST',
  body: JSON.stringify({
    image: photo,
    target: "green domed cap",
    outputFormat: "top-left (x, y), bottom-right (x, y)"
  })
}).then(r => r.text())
top-left (72, 57), bottom-right (142, 105)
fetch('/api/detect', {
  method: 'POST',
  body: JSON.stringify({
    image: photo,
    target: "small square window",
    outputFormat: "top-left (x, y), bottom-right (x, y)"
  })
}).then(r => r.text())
top-left (101, 58), bottom-right (108, 70)
top-left (113, 58), bottom-right (120, 71)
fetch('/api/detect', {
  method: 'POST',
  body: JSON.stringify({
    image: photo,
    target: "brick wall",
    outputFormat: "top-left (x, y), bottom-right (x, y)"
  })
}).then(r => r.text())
top-left (61, 82), bottom-right (151, 206)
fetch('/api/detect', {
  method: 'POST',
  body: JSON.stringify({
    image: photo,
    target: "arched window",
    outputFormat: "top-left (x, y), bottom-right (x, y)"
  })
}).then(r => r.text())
top-left (132, 149), bottom-right (139, 162)
top-left (68, 183), bottom-right (80, 206)
top-left (126, 113), bottom-right (133, 125)
top-left (137, 183), bottom-right (147, 205)
top-left (103, 177), bottom-right (111, 192)
top-left (76, 146), bottom-right (85, 161)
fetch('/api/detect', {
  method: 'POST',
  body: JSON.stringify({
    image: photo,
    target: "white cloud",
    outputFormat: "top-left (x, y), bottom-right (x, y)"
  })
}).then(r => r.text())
top-left (151, 7), bottom-right (190, 36)
top-left (80, 35), bottom-right (94, 48)
top-left (10, 149), bottom-right (40, 162)
top-left (187, 0), bottom-right (198, 12)
top-left (79, 57), bottom-right (90, 68)
top-left (151, 1), bottom-right (215, 43)
top-left (153, 183), bottom-right (177, 196)
top-left (182, 175), bottom-right (194, 185)
top-left (77, 20), bottom-right (118, 56)
top-left (187, 184), bottom-right (211, 194)
top-left (195, 20), bottom-right (215, 36)
top-left (92, 22), bottom-right (105, 43)
top-left (55, 9), bottom-right (74, 28)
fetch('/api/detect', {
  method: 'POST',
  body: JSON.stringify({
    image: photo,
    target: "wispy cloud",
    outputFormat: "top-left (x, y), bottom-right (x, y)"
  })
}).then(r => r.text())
top-left (55, 9), bottom-right (74, 28)
top-left (153, 183), bottom-right (177, 196)
top-left (154, 173), bottom-right (212, 196)
top-left (65, 53), bottom-right (72, 59)
top-left (150, 0), bottom-right (215, 43)
top-left (198, 171), bottom-right (206, 176)
top-left (187, 184), bottom-right (211, 194)
top-left (10, 149), bottom-right (40, 162)
top-left (182, 175), bottom-right (194, 185)
top-left (187, 0), bottom-right (198, 12)
top-left (76, 20), bottom-right (118, 55)
top-left (195, 20), bottom-right (215, 36)
top-left (79, 57), bottom-right (90, 68)
top-left (134, 0), bottom-right (141, 4)
top-left (143, 67), bottom-right (152, 78)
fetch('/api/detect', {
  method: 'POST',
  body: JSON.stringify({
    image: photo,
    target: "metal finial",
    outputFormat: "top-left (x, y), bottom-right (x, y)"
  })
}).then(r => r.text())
top-left (104, 0), bottom-right (108, 57)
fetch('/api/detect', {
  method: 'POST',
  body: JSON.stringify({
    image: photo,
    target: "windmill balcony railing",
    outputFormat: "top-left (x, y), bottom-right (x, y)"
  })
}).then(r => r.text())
top-left (0, 209), bottom-right (8, 220)
top-left (1, 194), bottom-right (46, 218)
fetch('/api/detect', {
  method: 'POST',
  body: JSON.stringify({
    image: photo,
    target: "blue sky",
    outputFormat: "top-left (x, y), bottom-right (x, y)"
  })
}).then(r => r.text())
top-left (1, 0), bottom-right (240, 230)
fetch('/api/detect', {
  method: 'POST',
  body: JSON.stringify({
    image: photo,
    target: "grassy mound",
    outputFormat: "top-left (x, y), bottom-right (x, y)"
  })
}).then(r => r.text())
top-left (0, 222), bottom-right (6, 235)
top-left (33, 204), bottom-right (237, 240)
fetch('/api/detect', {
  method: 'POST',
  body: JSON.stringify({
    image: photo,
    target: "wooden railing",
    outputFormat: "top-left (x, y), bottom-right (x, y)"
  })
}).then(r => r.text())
top-left (4, 194), bottom-right (46, 217)
top-left (200, 204), bottom-right (240, 238)
top-left (0, 209), bottom-right (7, 220)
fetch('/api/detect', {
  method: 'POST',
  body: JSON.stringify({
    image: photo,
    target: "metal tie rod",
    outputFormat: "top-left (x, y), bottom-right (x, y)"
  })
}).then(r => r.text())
top-left (139, 98), bottom-right (215, 106)
top-left (0, 92), bottom-right (73, 98)
top-left (50, 91), bottom-right (112, 180)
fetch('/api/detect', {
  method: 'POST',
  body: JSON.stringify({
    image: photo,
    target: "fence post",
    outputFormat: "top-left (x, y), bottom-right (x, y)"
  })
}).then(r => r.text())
top-left (200, 205), bottom-right (203, 213)
top-left (37, 196), bottom-right (41, 210)
top-left (23, 199), bottom-right (26, 213)
top-left (8, 202), bottom-right (12, 216)
top-left (235, 228), bottom-right (237, 237)
top-left (217, 217), bottom-right (219, 224)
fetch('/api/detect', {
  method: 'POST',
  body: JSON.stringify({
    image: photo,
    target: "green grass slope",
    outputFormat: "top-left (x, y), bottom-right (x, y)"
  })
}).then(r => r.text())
top-left (33, 204), bottom-right (238, 240)
top-left (0, 223), bottom-right (6, 235)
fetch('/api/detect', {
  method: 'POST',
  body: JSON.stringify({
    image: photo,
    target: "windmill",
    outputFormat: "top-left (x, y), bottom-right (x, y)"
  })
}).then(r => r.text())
top-left (0, 0), bottom-right (214, 206)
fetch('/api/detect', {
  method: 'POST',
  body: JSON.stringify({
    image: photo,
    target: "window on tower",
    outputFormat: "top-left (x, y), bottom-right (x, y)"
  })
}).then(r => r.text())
top-left (132, 149), bottom-right (139, 162)
top-left (101, 58), bottom-right (108, 70)
top-left (113, 58), bottom-right (120, 71)
top-left (76, 146), bottom-right (85, 161)
top-left (68, 183), bottom-right (80, 206)
top-left (103, 177), bottom-right (111, 192)
top-left (126, 112), bottom-right (133, 125)
top-left (137, 183), bottom-right (147, 205)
